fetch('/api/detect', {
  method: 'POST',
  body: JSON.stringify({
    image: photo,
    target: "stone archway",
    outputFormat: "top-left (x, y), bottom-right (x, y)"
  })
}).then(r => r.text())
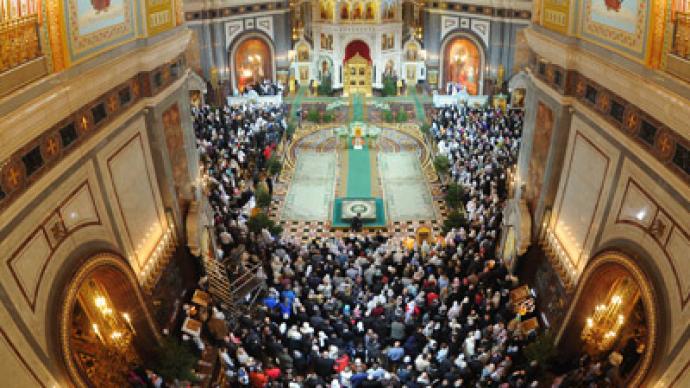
top-left (439, 32), bottom-right (486, 95)
top-left (58, 253), bottom-right (160, 388)
top-left (229, 32), bottom-right (276, 93)
top-left (556, 250), bottom-right (662, 387)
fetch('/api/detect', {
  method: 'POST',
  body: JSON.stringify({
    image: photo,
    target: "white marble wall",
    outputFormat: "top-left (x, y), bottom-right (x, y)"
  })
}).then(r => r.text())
top-left (97, 117), bottom-right (167, 279)
top-left (551, 114), bottom-right (620, 275)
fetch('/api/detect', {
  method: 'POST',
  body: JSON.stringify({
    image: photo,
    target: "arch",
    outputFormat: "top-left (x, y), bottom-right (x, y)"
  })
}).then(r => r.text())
top-left (56, 252), bottom-right (160, 388)
top-left (439, 31), bottom-right (486, 95)
top-left (344, 39), bottom-right (371, 63)
top-left (229, 31), bottom-right (276, 93)
top-left (556, 250), bottom-right (664, 387)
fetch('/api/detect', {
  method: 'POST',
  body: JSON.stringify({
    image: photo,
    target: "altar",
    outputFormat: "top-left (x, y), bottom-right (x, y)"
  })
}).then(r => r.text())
top-left (334, 121), bottom-right (381, 149)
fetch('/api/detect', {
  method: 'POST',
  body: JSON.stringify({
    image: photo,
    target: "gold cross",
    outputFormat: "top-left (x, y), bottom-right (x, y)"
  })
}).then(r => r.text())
top-left (81, 115), bottom-right (89, 130)
top-left (576, 81), bottom-right (585, 95)
top-left (108, 95), bottom-right (118, 112)
top-left (7, 166), bottom-right (21, 187)
top-left (626, 113), bottom-right (637, 129)
top-left (46, 138), bottom-right (59, 156)
top-left (658, 134), bottom-right (672, 154)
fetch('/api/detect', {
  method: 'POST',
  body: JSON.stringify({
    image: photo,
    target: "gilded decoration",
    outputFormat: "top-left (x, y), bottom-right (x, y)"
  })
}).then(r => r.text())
top-left (655, 129), bottom-right (674, 159)
top-left (0, 56), bottom-right (184, 214)
top-left (0, 14), bottom-right (42, 73)
top-left (65, 0), bottom-right (137, 63)
top-left (624, 108), bottom-right (640, 133)
top-left (145, 0), bottom-right (175, 36)
top-left (576, 78), bottom-right (587, 96)
top-left (597, 92), bottom-right (611, 112)
top-left (59, 253), bottom-right (161, 388)
top-left (41, 133), bottom-right (62, 161)
top-left (580, 0), bottom-right (649, 59)
top-left (2, 159), bottom-right (25, 192)
top-left (46, 0), bottom-right (66, 71)
top-left (542, 0), bottom-right (571, 34)
top-left (556, 251), bottom-right (659, 387)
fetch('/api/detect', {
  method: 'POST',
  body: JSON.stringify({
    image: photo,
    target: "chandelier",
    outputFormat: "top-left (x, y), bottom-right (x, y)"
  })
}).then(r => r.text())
top-left (581, 277), bottom-right (638, 353)
top-left (91, 294), bottom-right (136, 354)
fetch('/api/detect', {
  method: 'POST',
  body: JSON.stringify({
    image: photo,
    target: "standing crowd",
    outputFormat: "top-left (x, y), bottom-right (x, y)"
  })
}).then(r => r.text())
top-left (191, 98), bottom-right (541, 387)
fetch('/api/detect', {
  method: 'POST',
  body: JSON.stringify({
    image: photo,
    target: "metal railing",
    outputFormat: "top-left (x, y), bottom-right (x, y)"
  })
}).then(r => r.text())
top-left (0, 14), bottom-right (41, 73)
top-left (672, 12), bottom-right (690, 60)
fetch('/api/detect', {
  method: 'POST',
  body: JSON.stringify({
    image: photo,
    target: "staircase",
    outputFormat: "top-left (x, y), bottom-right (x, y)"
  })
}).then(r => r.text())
top-left (202, 255), bottom-right (266, 319)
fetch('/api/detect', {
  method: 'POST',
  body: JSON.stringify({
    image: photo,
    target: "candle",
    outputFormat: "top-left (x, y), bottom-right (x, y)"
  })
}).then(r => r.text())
top-left (122, 313), bottom-right (136, 334)
top-left (92, 323), bottom-right (104, 343)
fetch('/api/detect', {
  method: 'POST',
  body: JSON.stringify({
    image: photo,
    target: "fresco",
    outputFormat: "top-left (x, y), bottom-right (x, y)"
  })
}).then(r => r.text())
top-left (65, 0), bottom-right (136, 63)
top-left (581, 0), bottom-right (649, 60)
top-left (590, 0), bottom-right (639, 33)
top-left (77, 0), bottom-right (125, 35)
top-left (526, 101), bottom-right (554, 213)
top-left (443, 38), bottom-right (481, 95)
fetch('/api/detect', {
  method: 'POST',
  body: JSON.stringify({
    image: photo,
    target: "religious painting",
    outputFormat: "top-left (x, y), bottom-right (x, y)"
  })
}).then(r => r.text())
top-left (234, 38), bottom-right (272, 92)
top-left (443, 38), bottom-right (481, 95)
top-left (384, 2), bottom-right (395, 19)
top-left (299, 65), bottom-right (309, 81)
top-left (320, 0), bottom-right (333, 20)
top-left (382, 34), bottom-right (395, 50)
top-left (406, 64), bottom-right (416, 81)
top-left (365, 2), bottom-right (375, 19)
top-left (77, 0), bottom-right (126, 35)
top-left (320, 33), bottom-right (333, 50)
top-left (427, 70), bottom-right (438, 87)
top-left (580, 0), bottom-right (649, 59)
top-left (526, 101), bottom-right (554, 213)
top-left (340, 3), bottom-right (350, 19)
top-left (319, 57), bottom-right (333, 81)
top-left (405, 43), bottom-right (419, 61)
top-left (352, 2), bottom-right (363, 19)
top-left (296, 43), bottom-right (310, 61)
top-left (65, 0), bottom-right (135, 62)
top-left (511, 88), bottom-right (526, 108)
top-left (162, 103), bottom-right (190, 209)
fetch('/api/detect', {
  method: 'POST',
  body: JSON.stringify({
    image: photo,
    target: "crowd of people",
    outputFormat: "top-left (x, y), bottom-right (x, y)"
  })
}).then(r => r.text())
top-left (187, 95), bottom-right (542, 387)
top-left (193, 98), bottom-right (287, 262)
top-left (238, 80), bottom-right (284, 97)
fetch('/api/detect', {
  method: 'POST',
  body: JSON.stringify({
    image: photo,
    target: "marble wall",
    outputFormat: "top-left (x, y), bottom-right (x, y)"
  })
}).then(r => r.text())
top-left (521, 67), bottom-right (690, 385)
top-left (0, 28), bottom-right (194, 386)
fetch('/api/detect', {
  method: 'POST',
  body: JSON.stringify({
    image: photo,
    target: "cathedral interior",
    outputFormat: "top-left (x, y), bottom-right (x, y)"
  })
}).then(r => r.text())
top-left (0, 0), bottom-right (689, 386)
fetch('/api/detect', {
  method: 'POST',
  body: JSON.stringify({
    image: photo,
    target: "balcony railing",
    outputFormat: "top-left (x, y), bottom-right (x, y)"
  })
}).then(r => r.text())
top-left (672, 12), bottom-right (690, 59)
top-left (0, 15), bottom-right (41, 73)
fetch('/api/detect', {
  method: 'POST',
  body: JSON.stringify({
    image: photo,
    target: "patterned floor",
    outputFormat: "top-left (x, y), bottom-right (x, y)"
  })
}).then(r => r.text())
top-left (274, 89), bottom-right (447, 242)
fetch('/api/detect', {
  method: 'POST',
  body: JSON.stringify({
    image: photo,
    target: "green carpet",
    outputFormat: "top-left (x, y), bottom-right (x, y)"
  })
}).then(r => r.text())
top-left (352, 94), bottom-right (364, 122)
top-left (289, 87), bottom-right (306, 120)
top-left (331, 198), bottom-right (387, 228)
top-left (346, 94), bottom-right (371, 197)
top-left (346, 146), bottom-right (371, 197)
top-left (409, 87), bottom-right (426, 124)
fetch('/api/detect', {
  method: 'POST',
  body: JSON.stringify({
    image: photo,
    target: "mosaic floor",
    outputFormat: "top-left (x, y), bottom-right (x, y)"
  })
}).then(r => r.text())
top-left (275, 91), bottom-right (446, 241)
top-left (378, 152), bottom-right (436, 221)
top-left (281, 152), bottom-right (336, 220)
